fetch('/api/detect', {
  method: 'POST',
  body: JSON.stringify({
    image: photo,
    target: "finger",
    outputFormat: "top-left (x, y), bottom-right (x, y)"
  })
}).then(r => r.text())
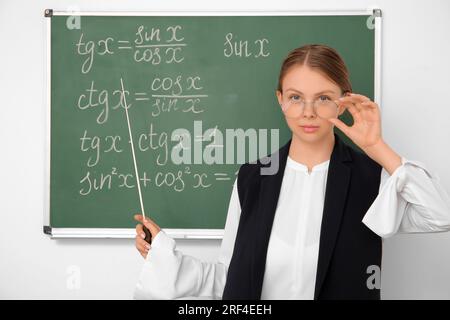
top-left (136, 236), bottom-right (151, 252)
top-left (135, 224), bottom-right (146, 240)
top-left (328, 117), bottom-right (351, 136)
top-left (338, 96), bottom-right (363, 112)
top-left (142, 217), bottom-right (161, 237)
top-left (360, 100), bottom-right (379, 110)
top-left (346, 103), bottom-right (363, 121)
top-left (335, 99), bottom-right (362, 122)
top-left (349, 93), bottom-right (371, 103)
top-left (136, 242), bottom-right (147, 258)
top-left (135, 236), bottom-right (145, 253)
top-left (339, 95), bottom-right (369, 108)
top-left (136, 242), bottom-right (148, 259)
top-left (135, 213), bottom-right (161, 238)
top-left (137, 238), bottom-right (151, 252)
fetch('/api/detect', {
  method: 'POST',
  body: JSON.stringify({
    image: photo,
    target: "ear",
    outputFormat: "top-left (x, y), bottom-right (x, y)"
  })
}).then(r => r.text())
top-left (338, 105), bottom-right (345, 116)
top-left (276, 90), bottom-right (283, 106)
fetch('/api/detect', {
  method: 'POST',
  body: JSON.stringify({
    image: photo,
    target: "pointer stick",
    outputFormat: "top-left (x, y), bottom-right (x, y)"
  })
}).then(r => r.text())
top-left (120, 77), bottom-right (152, 243)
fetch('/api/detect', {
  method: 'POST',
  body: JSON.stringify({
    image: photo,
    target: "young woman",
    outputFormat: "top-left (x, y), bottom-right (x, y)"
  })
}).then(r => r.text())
top-left (133, 44), bottom-right (450, 300)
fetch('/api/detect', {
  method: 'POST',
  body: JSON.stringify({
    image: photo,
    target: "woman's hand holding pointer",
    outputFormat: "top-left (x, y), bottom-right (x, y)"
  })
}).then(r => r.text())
top-left (134, 214), bottom-right (161, 259)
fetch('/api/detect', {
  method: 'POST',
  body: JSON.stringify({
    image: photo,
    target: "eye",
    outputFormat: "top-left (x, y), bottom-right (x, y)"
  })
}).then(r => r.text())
top-left (289, 95), bottom-right (301, 101)
top-left (318, 95), bottom-right (331, 101)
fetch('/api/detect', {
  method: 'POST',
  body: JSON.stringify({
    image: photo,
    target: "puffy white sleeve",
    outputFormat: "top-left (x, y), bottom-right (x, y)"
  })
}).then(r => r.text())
top-left (362, 156), bottom-right (450, 238)
top-left (133, 178), bottom-right (241, 300)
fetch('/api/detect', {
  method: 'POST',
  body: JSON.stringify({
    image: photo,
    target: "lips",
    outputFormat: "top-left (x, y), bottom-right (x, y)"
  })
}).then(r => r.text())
top-left (300, 125), bottom-right (319, 133)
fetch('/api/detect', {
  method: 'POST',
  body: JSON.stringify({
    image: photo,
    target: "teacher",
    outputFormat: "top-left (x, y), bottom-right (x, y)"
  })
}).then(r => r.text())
top-left (133, 44), bottom-right (450, 300)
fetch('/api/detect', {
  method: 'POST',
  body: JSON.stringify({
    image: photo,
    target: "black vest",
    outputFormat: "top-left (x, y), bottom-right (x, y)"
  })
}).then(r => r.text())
top-left (222, 133), bottom-right (383, 300)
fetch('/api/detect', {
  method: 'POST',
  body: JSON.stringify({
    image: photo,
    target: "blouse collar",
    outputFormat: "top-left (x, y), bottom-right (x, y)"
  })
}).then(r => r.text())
top-left (286, 155), bottom-right (330, 173)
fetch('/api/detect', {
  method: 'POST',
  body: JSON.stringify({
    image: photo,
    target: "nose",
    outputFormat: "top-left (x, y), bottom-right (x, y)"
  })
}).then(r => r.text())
top-left (302, 101), bottom-right (317, 119)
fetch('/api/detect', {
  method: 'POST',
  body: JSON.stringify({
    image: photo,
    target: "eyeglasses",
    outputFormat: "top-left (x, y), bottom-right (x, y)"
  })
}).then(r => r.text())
top-left (280, 94), bottom-right (342, 119)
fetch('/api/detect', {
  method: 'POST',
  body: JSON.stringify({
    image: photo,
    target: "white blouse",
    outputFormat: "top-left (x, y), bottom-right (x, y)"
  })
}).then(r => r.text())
top-left (134, 156), bottom-right (450, 300)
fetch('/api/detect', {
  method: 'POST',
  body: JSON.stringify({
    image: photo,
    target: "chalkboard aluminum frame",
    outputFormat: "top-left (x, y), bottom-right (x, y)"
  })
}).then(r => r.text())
top-left (43, 9), bottom-right (382, 239)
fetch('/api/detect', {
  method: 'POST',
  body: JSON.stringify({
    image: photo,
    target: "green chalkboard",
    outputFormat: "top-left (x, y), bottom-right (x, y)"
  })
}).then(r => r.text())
top-left (46, 12), bottom-right (377, 236)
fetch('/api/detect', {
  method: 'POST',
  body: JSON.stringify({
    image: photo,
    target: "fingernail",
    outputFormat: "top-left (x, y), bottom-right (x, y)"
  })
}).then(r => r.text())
top-left (146, 244), bottom-right (151, 250)
top-left (141, 233), bottom-right (146, 239)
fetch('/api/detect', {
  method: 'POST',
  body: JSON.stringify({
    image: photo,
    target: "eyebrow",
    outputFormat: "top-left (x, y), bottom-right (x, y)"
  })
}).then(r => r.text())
top-left (285, 88), bottom-right (337, 95)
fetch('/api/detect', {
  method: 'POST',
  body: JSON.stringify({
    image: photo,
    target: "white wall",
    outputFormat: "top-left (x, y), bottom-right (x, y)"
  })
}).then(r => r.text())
top-left (1, 0), bottom-right (449, 299)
